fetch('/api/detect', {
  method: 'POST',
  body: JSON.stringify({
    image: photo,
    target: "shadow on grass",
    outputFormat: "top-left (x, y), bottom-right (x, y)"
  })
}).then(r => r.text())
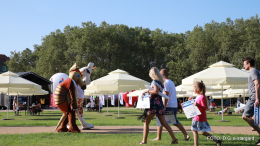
top-left (43, 113), bottom-right (63, 115)
top-left (129, 114), bottom-right (143, 117)
top-left (113, 112), bottom-right (142, 115)
top-left (30, 118), bottom-right (96, 121)
top-left (29, 118), bottom-right (61, 120)
top-left (33, 115), bottom-right (62, 117)
top-left (210, 114), bottom-right (243, 117)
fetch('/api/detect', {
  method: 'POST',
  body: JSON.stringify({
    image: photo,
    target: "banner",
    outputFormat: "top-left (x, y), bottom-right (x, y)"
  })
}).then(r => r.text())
top-left (103, 95), bottom-right (106, 105)
top-left (255, 105), bottom-right (260, 125)
top-left (111, 95), bottom-right (114, 106)
top-left (90, 96), bottom-right (94, 102)
top-left (129, 96), bottom-right (132, 105)
top-left (181, 99), bottom-right (201, 119)
top-left (119, 93), bottom-right (124, 105)
top-left (100, 95), bottom-right (105, 105)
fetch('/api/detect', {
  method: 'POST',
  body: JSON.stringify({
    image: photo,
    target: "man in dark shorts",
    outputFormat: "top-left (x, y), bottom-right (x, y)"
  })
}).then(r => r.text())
top-left (242, 57), bottom-right (260, 145)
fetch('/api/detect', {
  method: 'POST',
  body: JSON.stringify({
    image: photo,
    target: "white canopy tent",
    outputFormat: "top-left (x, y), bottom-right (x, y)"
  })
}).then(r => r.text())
top-left (181, 61), bottom-right (249, 121)
top-left (85, 69), bottom-right (150, 118)
top-left (0, 71), bottom-right (43, 119)
top-left (87, 69), bottom-right (150, 91)
top-left (182, 61), bottom-right (249, 86)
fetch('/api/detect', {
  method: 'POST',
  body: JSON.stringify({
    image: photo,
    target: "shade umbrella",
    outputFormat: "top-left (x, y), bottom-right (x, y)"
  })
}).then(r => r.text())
top-left (223, 88), bottom-right (249, 104)
top-left (0, 71), bottom-right (41, 89)
top-left (86, 69), bottom-right (150, 118)
top-left (182, 61), bottom-right (249, 121)
top-left (176, 85), bottom-right (223, 92)
top-left (0, 71), bottom-right (42, 119)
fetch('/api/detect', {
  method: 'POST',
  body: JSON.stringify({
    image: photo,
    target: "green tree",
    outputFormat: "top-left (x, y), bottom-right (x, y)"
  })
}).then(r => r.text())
top-left (6, 48), bottom-right (37, 72)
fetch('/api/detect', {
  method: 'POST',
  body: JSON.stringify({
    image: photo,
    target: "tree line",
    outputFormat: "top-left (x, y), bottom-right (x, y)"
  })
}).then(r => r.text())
top-left (6, 14), bottom-right (260, 85)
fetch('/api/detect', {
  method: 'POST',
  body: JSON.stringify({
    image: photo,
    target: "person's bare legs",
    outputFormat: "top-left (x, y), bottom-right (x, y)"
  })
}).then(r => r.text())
top-left (157, 115), bottom-right (178, 143)
top-left (201, 131), bottom-right (218, 142)
top-left (154, 123), bottom-right (189, 141)
top-left (193, 130), bottom-right (199, 146)
top-left (153, 126), bottom-right (162, 140)
top-left (175, 123), bottom-right (190, 140)
top-left (242, 115), bottom-right (260, 135)
top-left (140, 113), bottom-right (155, 144)
top-left (201, 132), bottom-right (221, 146)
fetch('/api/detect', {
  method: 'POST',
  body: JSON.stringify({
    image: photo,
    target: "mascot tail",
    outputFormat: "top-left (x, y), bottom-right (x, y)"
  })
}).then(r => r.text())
top-left (55, 113), bottom-right (67, 131)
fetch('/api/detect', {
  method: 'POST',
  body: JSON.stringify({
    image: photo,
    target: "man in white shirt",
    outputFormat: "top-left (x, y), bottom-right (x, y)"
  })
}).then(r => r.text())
top-left (91, 100), bottom-right (96, 111)
top-left (86, 102), bottom-right (91, 108)
top-left (152, 69), bottom-right (190, 141)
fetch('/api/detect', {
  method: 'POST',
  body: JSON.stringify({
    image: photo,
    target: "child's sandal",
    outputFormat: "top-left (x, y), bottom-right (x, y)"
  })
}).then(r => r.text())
top-left (216, 140), bottom-right (222, 146)
top-left (170, 139), bottom-right (178, 144)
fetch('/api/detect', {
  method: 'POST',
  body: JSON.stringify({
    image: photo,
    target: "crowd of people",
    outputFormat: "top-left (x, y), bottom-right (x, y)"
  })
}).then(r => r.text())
top-left (86, 100), bottom-right (103, 112)
top-left (12, 97), bottom-right (42, 115)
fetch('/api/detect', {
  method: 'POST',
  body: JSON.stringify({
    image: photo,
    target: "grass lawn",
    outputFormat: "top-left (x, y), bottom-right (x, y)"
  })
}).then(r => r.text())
top-left (0, 132), bottom-right (257, 146)
top-left (0, 107), bottom-right (249, 126)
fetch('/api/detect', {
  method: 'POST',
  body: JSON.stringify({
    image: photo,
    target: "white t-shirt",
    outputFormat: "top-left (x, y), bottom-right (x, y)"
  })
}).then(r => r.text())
top-left (91, 102), bottom-right (95, 108)
top-left (164, 79), bottom-right (177, 108)
top-left (86, 103), bottom-right (91, 107)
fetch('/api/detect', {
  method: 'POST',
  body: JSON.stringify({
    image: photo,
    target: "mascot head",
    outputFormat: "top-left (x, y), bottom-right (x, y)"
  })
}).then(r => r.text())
top-left (79, 62), bottom-right (96, 85)
top-left (69, 63), bottom-right (86, 90)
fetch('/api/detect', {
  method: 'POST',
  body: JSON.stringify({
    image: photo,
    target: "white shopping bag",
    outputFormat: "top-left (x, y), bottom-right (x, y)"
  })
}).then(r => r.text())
top-left (165, 111), bottom-right (177, 125)
top-left (136, 93), bottom-right (150, 109)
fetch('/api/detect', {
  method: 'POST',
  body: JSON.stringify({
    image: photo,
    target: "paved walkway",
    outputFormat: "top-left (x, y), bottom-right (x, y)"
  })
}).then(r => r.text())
top-left (0, 126), bottom-right (257, 135)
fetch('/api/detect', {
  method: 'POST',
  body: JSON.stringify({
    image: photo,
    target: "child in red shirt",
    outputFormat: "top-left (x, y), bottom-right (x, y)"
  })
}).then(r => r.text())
top-left (192, 81), bottom-right (221, 146)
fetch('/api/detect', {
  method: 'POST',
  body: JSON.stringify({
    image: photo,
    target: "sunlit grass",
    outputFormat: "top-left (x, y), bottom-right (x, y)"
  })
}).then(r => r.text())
top-left (0, 132), bottom-right (257, 146)
top-left (0, 107), bottom-right (246, 126)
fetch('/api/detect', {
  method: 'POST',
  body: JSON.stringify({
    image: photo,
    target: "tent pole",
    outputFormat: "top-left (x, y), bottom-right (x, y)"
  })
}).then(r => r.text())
top-left (243, 89), bottom-right (245, 104)
top-left (7, 88), bottom-right (9, 119)
top-left (118, 94), bottom-right (120, 118)
top-left (107, 96), bottom-right (108, 115)
top-left (27, 95), bottom-right (29, 115)
top-left (221, 84), bottom-right (223, 121)
top-left (107, 95), bottom-right (108, 115)
top-left (16, 93), bottom-right (19, 115)
top-left (99, 96), bottom-right (100, 112)
top-left (230, 98), bottom-right (231, 109)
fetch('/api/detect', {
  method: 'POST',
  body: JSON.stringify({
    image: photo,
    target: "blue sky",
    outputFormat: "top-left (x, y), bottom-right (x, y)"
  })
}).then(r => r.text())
top-left (0, 0), bottom-right (259, 57)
